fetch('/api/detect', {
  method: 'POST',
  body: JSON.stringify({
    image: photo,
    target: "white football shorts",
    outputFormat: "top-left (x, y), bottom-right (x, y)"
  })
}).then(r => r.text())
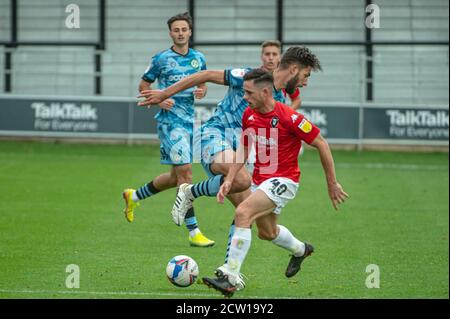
top-left (251, 177), bottom-right (299, 214)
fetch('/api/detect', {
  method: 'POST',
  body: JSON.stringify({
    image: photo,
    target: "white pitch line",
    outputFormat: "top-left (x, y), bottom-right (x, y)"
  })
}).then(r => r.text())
top-left (301, 162), bottom-right (448, 171)
top-left (0, 289), bottom-right (219, 298)
top-left (0, 289), bottom-right (299, 299)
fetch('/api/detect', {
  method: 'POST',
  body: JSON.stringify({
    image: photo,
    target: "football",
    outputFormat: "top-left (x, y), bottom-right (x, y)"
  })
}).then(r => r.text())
top-left (166, 255), bottom-right (199, 287)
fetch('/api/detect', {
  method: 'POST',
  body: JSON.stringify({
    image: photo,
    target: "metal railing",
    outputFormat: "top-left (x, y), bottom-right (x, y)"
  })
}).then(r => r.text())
top-left (1, 0), bottom-right (448, 101)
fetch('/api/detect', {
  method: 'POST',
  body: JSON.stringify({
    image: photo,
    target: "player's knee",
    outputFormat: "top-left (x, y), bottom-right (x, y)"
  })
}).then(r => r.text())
top-left (234, 205), bottom-right (252, 227)
top-left (232, 171), bottom-right (251, 192)
top-left (257, 228), bottom-right (277, 241)
top-left (167, 170), bottom-right (178, 186)
top-left (166, 177), bottom-right (177, 187)
top-left (175, 165), bottom-right (192, 183)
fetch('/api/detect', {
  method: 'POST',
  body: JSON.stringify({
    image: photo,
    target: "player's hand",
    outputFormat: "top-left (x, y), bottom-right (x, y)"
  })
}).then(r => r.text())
top-left (328, 182), bottom-right (349, 211)
top-left (137, 89), bottom-right (167, 107)
top-left (193, 86), bottom-right (207, 99)
top-left (158, 99), bottom-right (175, 111)
top-left (217, 180), bottom-right (232, 204)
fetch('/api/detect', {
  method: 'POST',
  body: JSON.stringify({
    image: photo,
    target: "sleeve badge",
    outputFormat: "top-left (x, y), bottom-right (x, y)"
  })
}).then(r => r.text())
top-left (298, 118), bottom-right (312, 133)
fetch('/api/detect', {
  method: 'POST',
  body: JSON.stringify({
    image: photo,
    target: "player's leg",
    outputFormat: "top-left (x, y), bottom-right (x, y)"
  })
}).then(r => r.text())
top-left (203, 190), bottom-right (274, 296)
top-left (173, 163), bottom-right (215, 247)
top-left (182, 150), bottom-right (251, 200)
top-left (172, 163), bottom-right (192, 185)
top-left (171, 149), bottom-right (251, 225)
top-left (122, 168), bottom-right (178, 222)
top-left (202, 152), bottom-right (254, 264)
top-left (189, 124), bottom-right (250, 198)
top-left (254, 178), bottom-right (314, 278)
top-left (256, 210), bottom-right (305, 254)
top-left (169, 122), bottom-right (214, 247)
top-left (206, 152), bottom-right (254, 264)
top-left (135, 167), bottom-right (178, 200)
top-left (255, 214), bottom-right (313, 277)
top-left (122, 122), bottom-right (180, 222)
top-left (223, 188), bottom-right (252, 263)
top-left (172, 148), bottom-right (252, 255)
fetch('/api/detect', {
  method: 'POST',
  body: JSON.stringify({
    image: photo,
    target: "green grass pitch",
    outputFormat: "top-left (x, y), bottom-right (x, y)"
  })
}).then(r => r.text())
top-left (0, 141), bottom-right (448, 299)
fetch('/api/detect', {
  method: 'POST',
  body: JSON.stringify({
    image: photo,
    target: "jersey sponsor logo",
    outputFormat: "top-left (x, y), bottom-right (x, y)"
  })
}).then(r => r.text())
top-left (231, 68), bottom-right (246, 78)
top-left (298, 118), bottom-right (312, 133)
top-left (271, 116), bottom-right (279, 128)
top-left (168, 73), bottom-right (190, 82)
top-left (256, 135), bottom-right (277, 146)
top-left (190, 59), bottom-right (200, 69)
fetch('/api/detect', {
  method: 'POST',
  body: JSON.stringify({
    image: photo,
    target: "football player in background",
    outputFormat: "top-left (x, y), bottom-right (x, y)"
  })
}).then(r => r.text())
top-left (122, 12), bottom-right (214, 247)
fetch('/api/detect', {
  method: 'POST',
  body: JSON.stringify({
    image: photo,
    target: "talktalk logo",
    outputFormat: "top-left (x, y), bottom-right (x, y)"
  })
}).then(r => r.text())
top-left (386, 110), bottom-right (448, 127)
top-left (31, 102), bottom-right (98, 120)
top-left (299, 109), bottom-right (327, 126)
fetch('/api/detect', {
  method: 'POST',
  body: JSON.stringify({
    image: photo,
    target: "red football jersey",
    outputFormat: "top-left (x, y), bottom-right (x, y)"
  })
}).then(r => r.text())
top-left (242, 101), bottom-right (320, 185)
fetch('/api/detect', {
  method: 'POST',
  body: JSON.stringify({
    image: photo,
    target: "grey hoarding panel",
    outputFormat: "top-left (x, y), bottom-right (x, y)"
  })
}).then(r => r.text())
top-left (0, 98), bottom-right (128, 133)
top-left (363, 107), bottom-right (449, 141)
top-left (0, 97), bottom-right (159, 137)
top-left (1, 97), bottom-right (448, 146)
top-left (131, 104), bottom-right (159, 134)
top-left (298, 107), bottom-right (360, 139)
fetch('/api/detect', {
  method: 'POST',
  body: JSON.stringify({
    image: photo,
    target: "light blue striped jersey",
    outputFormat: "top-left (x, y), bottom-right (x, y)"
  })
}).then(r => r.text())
top-left (142, 47), bottom-right (207, 124)
top-left (204, 68), bottom-right (285, 130)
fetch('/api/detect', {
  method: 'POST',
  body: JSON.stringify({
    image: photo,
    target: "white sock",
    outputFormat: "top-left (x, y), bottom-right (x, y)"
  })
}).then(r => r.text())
top-left (272, 225), bottom-right (305, 257)
top-left (189, 228), bottom-right (200, 238)
top-left (227, 227), bottom-right (252, 275)
top-left (131, 190), bottom-right (140, 202)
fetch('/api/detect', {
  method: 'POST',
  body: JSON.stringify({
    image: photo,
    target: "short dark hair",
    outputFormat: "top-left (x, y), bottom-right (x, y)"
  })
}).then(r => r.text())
top-left (243, 68), bottom-right (274, 87)
top-left (167, 12), bottom-right (193, 30)
top-left (280, 46), bottom-right (322, 71)
top-left (261, 40), bottom-right (281, 52)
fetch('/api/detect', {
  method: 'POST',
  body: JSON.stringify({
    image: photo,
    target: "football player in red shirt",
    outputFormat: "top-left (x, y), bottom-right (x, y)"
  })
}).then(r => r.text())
top-left (202, 69), bottom-right (349, 297)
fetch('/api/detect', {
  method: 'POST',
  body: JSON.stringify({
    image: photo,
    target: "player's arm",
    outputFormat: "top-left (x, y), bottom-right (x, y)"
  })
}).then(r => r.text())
top-left (193, 83), bottom-right (208, 99)
top-left (138, 79), bottom-right (174, 111)
top-left (289, 88), bottom-right (301, 110)
top-left (138, 79), bottom-right (151, 93)
top-left (193, 53), bottom-right (209, 99)
top-left (309, 134), bottom-right (349, 210)
top-left (138, 70), bottom-right (225, 107)
top-left (217, 143), bottom-right (249, 204)
top-left (139, 55), bottom-right (175, 110)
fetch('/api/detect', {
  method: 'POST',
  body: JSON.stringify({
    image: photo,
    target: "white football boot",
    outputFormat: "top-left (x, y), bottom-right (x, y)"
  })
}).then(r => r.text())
top-left (171, 183), bottom-right (195, 226)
